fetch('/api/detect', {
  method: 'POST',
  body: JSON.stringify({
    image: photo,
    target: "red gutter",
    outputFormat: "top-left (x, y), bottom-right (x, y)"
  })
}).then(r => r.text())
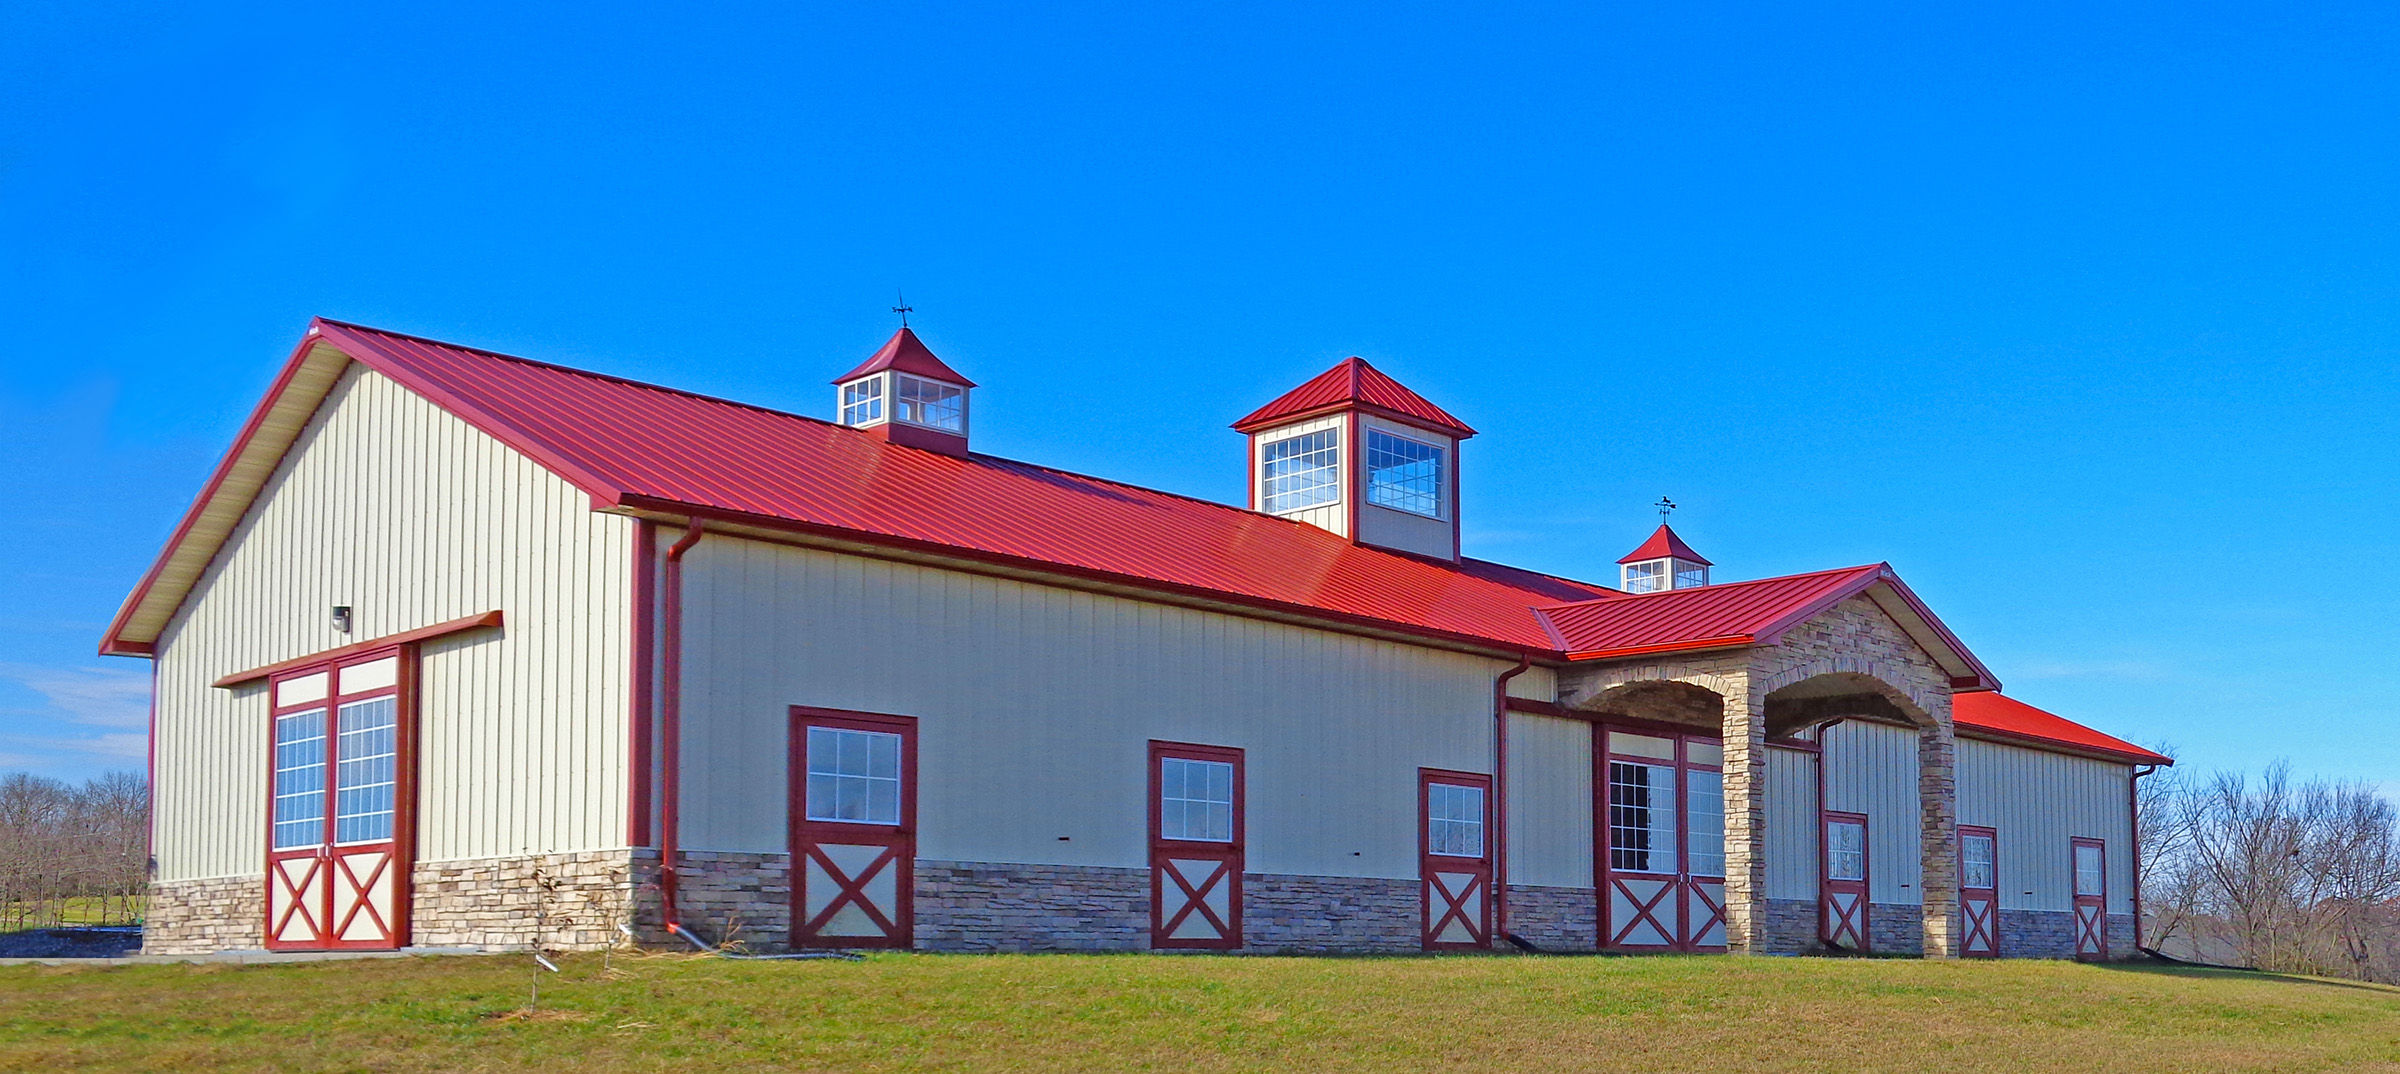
top-left (628, 520), bottom-right (658, 847)
top-left (1492, 653), bottom-right (1533, 947)
top-left (658, 521), bottom-right (706, 939)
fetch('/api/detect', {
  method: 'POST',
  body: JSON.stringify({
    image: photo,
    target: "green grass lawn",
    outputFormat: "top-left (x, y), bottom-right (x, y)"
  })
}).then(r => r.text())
top-left (1, 951), bottom-right (2395, 1073)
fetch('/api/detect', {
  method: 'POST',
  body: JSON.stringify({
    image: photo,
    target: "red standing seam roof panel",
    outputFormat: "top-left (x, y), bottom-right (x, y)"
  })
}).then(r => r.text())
top-left (313, 321), bottom-right (1602, 652)
top-left (1231, 357), bottom-right (1477, 438)
top-left (1534, 566), bottom-right (1886, 657)
top-left (1952, 692), bottom-right (2171, 766)
top-left (831, 326), bottom-right (978, 387)
top-left (1616, 523), bottom-right (1712, 566)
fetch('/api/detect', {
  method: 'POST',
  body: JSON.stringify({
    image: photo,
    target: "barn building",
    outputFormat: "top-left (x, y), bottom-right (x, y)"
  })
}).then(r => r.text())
top-left (103, 319), bottom-right (2170, 960)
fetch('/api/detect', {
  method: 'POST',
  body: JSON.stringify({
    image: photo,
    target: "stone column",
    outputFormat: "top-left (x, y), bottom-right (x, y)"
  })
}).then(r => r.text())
top-left (1917, 713), bottom-right (1961, 959)
top-left (1720, 674), bottom-right (1769, 954)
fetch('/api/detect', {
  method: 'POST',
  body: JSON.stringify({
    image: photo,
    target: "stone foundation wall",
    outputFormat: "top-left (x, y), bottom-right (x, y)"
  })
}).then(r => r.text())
top-left (1244, 872), bottom-right (1418, 952)
top-left (412, 850), bottom-right (638, 950)
top-left (143, 875), bottom-right (266, 955)
top-left (1867, 901), bottom-right (1926, 955)
top-left (1761, 897), bottom-right (1818, 954)
top-left (1506, 884), bottom-right (1599, 952)
top-left (652, 850), bottom-right (789, 949)
top-left (917, 860), bottom-right (1148, 952)
top-left (1991, 909), bottom-right (2140, 960)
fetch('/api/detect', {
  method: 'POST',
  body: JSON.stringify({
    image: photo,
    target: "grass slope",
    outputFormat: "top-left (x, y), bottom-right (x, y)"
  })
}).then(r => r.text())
top-left (2, 952), bottom-right (2396, 1073)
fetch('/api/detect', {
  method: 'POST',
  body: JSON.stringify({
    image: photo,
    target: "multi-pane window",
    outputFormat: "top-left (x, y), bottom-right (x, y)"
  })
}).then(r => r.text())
top-left (1159, 757), bottom-right (1234, 842)
top-left (334, 698), bottom-right (398, 844)
top-left (1608, 761), bottom-right (1679, 872)
top-left (1684, 768), bottom-right (1726, 877)
top-left (1425, 783), bottom-right (1485, 857)
top-left (1674, 562), bottom-right (1708, 588)
top-left (895, 375), bottom-right (964, 431)
top-left (272, 709), bottom-right (327, 850)
top-left (1963, 833), bottom-right (1997, 890)
top-left (1365, 430), bottom-right (1442, 518)
top-left (1260, 430), bottom-right (1340, 513)
top-left (806, 727), bottom-right (903, 824)
top-left (841, 378), bottom-right (885, 425)
top-left (1623, 561), bottom-right (1666, 593)
top-left (1828, 820), bottom-right (1868, 882)
top-left (2074, 842), bottom-right (2105, 897)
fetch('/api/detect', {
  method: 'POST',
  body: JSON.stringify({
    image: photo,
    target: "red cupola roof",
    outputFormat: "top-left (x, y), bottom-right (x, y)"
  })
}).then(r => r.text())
top-left (1231, 357), bottom-right (1475, 438)
top-left (832, 327), bottom-right (977, 387)
top-left (1617, 523), bottom-right (1711, 566)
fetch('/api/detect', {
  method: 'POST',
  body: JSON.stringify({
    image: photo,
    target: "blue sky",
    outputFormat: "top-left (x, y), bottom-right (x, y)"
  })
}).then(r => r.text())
top-left (2, 2), bottom-right (2394, 792)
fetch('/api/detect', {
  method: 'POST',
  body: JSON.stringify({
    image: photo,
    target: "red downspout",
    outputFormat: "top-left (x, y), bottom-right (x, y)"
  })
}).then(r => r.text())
top-left (658, 521), bottom-right (706, 939)
top-left (628, 521), bottom-right (657, 847)
top-left (2131, 763), bottom-right (2158, 951)
top-left (1493, 653), bottom-right (1533, 946)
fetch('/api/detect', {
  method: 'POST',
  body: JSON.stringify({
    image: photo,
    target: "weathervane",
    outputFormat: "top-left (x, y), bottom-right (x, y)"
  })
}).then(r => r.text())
top-left (892, 290), bottom-right (913, 329)
top-left (1655, 496), bottom-right (1677, 523)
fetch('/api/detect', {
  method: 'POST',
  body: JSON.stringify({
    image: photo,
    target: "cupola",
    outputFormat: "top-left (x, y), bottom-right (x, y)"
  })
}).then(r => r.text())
top-left (1232, 357), bottom-right (1475, 561)
top-left (833, 327), bottom-right (976, 456)
top-left (1617, 524), bottom-right (1711, 593)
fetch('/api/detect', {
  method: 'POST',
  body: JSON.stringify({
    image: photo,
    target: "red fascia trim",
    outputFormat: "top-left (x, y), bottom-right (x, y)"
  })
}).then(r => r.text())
top-left (611, 495), bottom-right (1563, 660)
top-left (1955, 724), bottom-right (2172, 768)
top-left (101, 331), bottom-right (334, 656)
top-left (1562, 635), bottom-right (1754, 661)
top-left (211, 611), bottom-right (503, 687)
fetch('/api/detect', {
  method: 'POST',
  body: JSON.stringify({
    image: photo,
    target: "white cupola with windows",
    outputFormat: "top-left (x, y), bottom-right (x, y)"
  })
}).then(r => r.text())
top-left (833, 327), bottom-right (976, 457)
top-left (1231, 357), bottom-right (1476, 561)
top-left (1617, 524), bottom-right (1711, 593)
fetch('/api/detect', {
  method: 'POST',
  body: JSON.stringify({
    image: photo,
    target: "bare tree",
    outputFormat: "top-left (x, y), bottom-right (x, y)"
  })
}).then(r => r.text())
top-left (0, 771), bottom-right (149, 931)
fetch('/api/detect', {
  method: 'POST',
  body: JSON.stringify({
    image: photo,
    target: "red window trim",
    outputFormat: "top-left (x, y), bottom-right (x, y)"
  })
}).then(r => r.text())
top-left (1418, 767), bottom-right (1492, 951)
top-left (786, 706), bottom-right (919, 950)
top-left (1148, 740), bottom-right (1245, 950)
top-left (218, 610), bottom-right (501, 688)
top-left (262, 646), bottom-right (417, 952)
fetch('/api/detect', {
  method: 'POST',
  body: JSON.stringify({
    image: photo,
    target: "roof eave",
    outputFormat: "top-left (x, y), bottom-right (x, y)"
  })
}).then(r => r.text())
top-left (1956, 724), bottom-right (2173, 767)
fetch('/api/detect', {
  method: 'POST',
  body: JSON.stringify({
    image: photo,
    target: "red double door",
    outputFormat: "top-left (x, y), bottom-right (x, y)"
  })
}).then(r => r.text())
top-left (789, 708), bottom-right (917, 949)
top-left (265, 652), bottom-right (413, 951)
top-left (1598, 729), bottom-right (1727, 952)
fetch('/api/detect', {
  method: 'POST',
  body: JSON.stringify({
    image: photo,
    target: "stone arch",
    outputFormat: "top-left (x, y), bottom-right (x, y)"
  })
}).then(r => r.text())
top-left (1757, 657), bottom-right (1944, 723)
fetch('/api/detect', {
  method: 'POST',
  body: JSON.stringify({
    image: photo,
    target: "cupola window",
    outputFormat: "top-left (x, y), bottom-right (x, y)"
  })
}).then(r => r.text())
top-left (841, 378), bottom-right (885, 426)
top-left (895, 374), bottom-right (964, 432)
top-left (1616, 523), bottom-right (1713, 593)
top-left (1261, 429), bottom-right (1341, 513)
top-left (1365, 429), bottom-right (1444, 519)
top-left (1624, 560), bottom-right (1668, 594)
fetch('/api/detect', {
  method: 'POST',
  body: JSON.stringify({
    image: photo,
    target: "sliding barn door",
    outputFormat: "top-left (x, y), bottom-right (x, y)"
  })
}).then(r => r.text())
top-left (1419, 770), bottom-right (1491, 950)
top-left (265, 652), bottom-right (412, 952)
top-left (2072, 838), bottom-right (2107, 960)
top-left (1960, 826), bottom-right (1999, 958)
top-left (1821, 811), bottom-right (1870, 952)
top-left (789, 708), bottom-right (917, 949)
top-left (1151, 741), bottom-right (1243, 950)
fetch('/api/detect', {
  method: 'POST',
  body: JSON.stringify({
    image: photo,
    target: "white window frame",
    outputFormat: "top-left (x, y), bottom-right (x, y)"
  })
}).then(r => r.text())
top-left (1259, 429), bottom-right (1342, 514)
top-left (1827, 819), bottom-right (1868, 882)
top-left (893, 373), bottom-right (966, 433)
top-left (1159, 757), bottom-right (1235, 843)
top-left (1425, 782), bottom-right (1486, 858)
top-left (840, 376), bottom-right (886, 426)
top-left (805, 726), bottom-right (905, 825)
top-left (1364, 428), bottom-right (1445, 520)
top-left (1623, 560), bottom-right (1667, 594)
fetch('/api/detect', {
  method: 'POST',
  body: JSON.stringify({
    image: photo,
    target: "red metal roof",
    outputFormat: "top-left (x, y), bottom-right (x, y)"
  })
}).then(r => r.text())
top-left (303, 321), bottom-right (1601, 652)
top-left (1617, 523), bottom-right (1712, 566)
top-left (831, 327), bottom-right (977, 387)
top-left (1231, 357), bottom-right (1477, 438)
top-left (1536, 566), bottom-right (1885, 659)
top-left (1953, 692), bottom-right (2172, 766)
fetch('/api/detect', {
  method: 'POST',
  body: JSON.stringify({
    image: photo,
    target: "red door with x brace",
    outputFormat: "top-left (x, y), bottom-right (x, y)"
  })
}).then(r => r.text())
top-left (789, 707), bottom-right (916, 949)
top-left (1821, 811), bottom-right (1870, 952)
top-left (1960, 826), bottom-right (1999, 958)
top-left (264, 651), bottom-right (413, 952)
top-left (1151, 741), bottom-right (1243, 950)
top-left (1419, 769), bottom-right (1491, 950)
top-left (2072, 837), bottom-right (2108, 961)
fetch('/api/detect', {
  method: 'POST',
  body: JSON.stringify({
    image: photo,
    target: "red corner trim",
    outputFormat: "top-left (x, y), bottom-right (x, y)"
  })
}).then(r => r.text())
top-left (211, 611), bottom-right (503, 688)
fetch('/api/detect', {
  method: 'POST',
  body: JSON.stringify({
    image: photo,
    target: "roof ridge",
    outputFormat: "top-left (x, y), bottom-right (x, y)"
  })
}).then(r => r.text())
top-left (1535, 563), bottom-right (1883, 610)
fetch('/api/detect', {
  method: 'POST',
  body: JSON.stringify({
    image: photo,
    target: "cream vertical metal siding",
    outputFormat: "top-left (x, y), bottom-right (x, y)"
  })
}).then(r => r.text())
top-left (1251, 415), bottom-right (1347, 535)
top-left (1765, 745), bottom-right (1819, 901)
top-left (1821, 721), bottom-right (1922, 905)
top-left (1507, 713), bottom-right (1593, 890)
top-left (680, 536), bottom-right (1525, 881)
top-left (148, 365), bottom-right (633, 882)
top-left (1958, 738), bottom-right (2136, 914)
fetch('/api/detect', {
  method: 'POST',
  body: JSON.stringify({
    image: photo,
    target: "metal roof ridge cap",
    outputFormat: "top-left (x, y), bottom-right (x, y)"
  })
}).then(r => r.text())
top-left (1745, 564), bottom-right (1890, 646)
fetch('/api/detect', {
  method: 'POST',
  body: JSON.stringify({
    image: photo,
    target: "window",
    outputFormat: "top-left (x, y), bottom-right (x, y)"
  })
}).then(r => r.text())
top-left (1365, 429), bottom-right (1443, 518)
top-left (272, 708), bottom-right (328, 850)
top-left (1827, 819), bottom-right (1867, 882)
top-left (1426, 782), bottom-right (1485, 857)
top-left (1159, 757), bottom-right (1234, 842)
top-left (805, 726), bottom-right (903, 824)
top-left (1623, 560), bottom-right (1666, 594)
top-left (2075, 842), bottom-right (2105, 897)
top-left (894, 374), bottom-right (963, 431)
top-left (841, 378), bottom-right (884, 425)
top-left (1963, 832), bottom-right (1996, 890)
top-left (1674, 562), bottom-right (1708, 588)
top-left (1260, 430), bottom-right (1340, 513)
top-left (334, 698), bottom-right (398, 844)
top-left (1684, 768), bottom-right (1725, 877)
top-left (1608, 761), bottom-right (1678, 872)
